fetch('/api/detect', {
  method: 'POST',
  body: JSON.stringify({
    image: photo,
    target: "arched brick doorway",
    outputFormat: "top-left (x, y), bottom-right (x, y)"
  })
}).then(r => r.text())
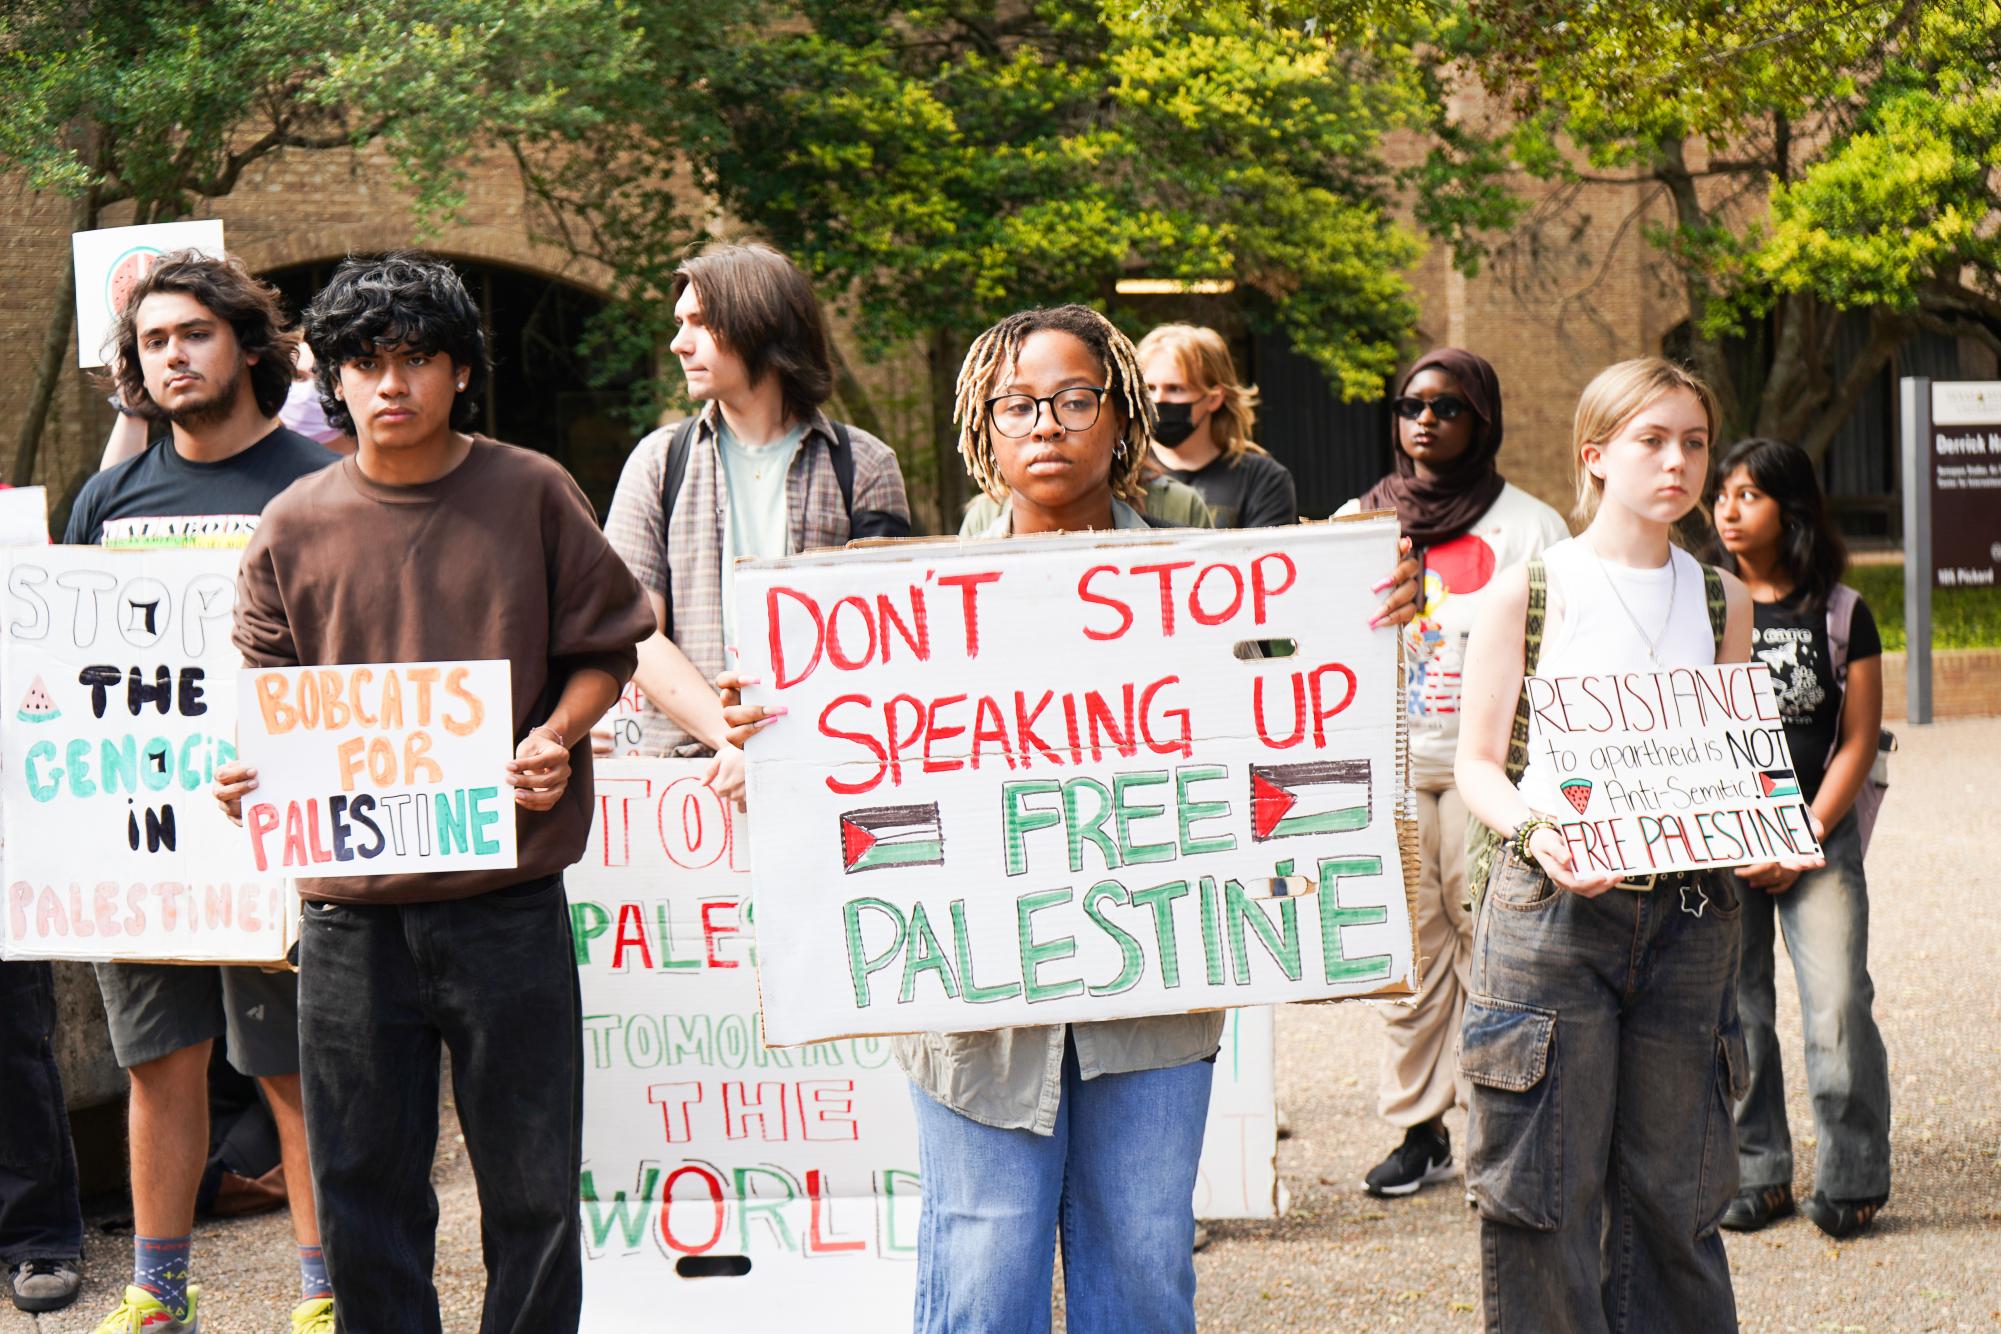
top-left (264, 257), bottom-right (645, 517)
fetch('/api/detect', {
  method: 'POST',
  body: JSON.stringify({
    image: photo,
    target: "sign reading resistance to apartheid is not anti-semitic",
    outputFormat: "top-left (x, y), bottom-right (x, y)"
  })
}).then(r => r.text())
top-left (236, 661), bottom-right (517, 877)
top-left (569, 759), bottom-right (1283, 1330)
top-left (735, 517), bottom-right (1419, 1046)
top-left (2, 546), bottom-right (296, 963)
top-left (1517, 662), bottom-right (1824, 878)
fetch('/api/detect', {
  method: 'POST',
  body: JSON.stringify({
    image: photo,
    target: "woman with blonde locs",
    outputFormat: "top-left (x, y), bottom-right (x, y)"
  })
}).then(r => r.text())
top-left (717, 304), bottom-right (1419, 1333)
top-left (1454, 358), bottom-right (1822, 1331)
top-left (1136, 323), bottom-right (1298, 527)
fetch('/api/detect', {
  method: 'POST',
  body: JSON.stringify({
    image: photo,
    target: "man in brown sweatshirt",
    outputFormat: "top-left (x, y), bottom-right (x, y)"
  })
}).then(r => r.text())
top-left (214, 252), bottom-right (653, 1334)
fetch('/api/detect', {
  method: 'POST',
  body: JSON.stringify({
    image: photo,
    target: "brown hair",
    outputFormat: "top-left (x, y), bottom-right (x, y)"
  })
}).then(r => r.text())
top-left (672, 243), bottom-right (833, 425)
top-left (1571, 357), bottom-right (1721, 522)
top-left (953, 306), bottom-right (1153, 505)
top-left (108, 250), bottom-right (296, 420)
top-left (1134, 324), bottom-right (1265, 461)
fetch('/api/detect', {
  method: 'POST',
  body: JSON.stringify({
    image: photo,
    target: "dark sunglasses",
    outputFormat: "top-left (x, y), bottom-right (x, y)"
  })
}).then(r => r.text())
top-left (1392, 394), bottom-right (1472, 422)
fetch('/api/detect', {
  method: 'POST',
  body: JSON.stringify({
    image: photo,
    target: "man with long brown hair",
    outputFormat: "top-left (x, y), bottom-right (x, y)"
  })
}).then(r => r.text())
top-left (68, 250), bottom-right (338, 1334)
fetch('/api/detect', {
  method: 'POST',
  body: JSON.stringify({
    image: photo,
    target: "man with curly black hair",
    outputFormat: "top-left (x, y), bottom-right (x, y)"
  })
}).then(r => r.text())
top-left (214, 251), bottom-right (653, 1334)
top-left (64, 250), bottom-right (338, 1334)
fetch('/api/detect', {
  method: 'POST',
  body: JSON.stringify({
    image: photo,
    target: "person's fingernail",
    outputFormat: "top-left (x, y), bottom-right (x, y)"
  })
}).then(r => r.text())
top-left (735, 675), bottom-right (762, 686)
top-left (766, 705), bottom-right (788, 717)
top-left (753, 715), bottom-right (782, 730)
top-left (1368, 615), bottom-right (1386, 630)
top-left (1370, 576), bottom-right (1393, 593)
top-left (725, 644), bottom-right (739, 656)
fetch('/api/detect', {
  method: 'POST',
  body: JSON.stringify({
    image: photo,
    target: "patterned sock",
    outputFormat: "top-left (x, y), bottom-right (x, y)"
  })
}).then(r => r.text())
top-left (298, 1244), bottom-right (332, 1301)
top-left (132, 1234), bottom-right (193, 1320)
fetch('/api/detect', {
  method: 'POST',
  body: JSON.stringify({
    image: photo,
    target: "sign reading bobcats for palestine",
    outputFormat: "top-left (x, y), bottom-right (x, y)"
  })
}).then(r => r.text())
top-left (732, 518), bottom-right (1420, 1046)
top-left (1517, 662), bottom-right (1824, 878)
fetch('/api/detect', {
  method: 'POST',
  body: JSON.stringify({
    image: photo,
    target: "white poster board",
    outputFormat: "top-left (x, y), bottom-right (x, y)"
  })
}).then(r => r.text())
top-left (1, 546), bottom-right (296, 963)
top-left (571, 759), bottom-right (1281, 1327)
top-left (1518, 662), bottom-right (1824, 876)
top-left (735, 519), bottom-right (1418, 1046)
top-left (236, 661), bottom-right (517, 877)
top-left (71, 220), bottom-right (226, 368)
top-left (0, 490), bottom-right (50, 547)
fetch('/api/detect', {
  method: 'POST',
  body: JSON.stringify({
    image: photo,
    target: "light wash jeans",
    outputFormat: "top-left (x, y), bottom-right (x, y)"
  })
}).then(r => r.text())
top-left (1733, 812), bottom-right (1891, 1200)
top-left (908, 1036), bottom-right (1213, 1334)
top-left (1462, 853), bottom-right (1746, 1334)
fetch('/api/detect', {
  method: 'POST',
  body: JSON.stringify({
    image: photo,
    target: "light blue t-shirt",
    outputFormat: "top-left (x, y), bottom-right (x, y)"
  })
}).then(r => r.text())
top-left (718, 418), bottom-right (805, 645)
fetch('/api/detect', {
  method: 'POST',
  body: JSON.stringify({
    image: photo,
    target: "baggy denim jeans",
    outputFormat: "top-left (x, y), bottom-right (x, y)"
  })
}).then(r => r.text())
top-left (1461, 854), bottom-right (1746, 1334)
top-left (297, 877), bottom-right (582, 1334)
top-left (0, 960), bottom-right (82, 1266)
top-left (1733, 812), bottom-right (1891, 1200)
top-left (908, 1036), bottom-right (1213, 1334)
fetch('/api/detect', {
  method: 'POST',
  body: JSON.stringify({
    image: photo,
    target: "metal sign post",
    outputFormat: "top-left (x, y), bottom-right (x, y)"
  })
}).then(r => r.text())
top-left (1899, 377), bottom-right (1933, 725)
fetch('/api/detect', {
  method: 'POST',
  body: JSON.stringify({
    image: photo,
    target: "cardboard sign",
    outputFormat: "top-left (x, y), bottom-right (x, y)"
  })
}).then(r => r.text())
top-left (0, 489), bottom-right (50, 547)
top-left (734, 519), bottom-right (1418, 1046)
top-left (1518, 662), bottom-right (1824, 876)
top-left (236, 661), bottom-right (517, 877)
top-left (601, 679), bottom-right (649, 757)
top-left (570, 759), bottom-right (1282, 1327)
top-left (70, 220), bottom-right (226, 368)
top-left (1, 547), bottom-right (295, 963)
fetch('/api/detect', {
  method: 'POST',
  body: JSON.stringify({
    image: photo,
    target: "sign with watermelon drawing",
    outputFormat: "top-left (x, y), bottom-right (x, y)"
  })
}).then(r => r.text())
top-left (1, 546), bottom-right (297, 962)
top-left (733, 518), bottom-right (1418, 1045)
top-left (1517, 662), bottom-right (1824, 877)
top-left (70, 220), bottom-right (227, 369)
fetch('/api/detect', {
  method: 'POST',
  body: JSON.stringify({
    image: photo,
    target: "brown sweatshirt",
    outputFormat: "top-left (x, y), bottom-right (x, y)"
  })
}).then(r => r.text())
top-left (234, 437), bottom-right (654, 904)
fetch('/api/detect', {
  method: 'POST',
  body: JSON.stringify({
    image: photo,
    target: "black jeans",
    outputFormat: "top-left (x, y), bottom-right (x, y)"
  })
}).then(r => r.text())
top-left (0, 960), bottom-right (83, 1265)
top-left (298, 877), bottom-right (582, 1334)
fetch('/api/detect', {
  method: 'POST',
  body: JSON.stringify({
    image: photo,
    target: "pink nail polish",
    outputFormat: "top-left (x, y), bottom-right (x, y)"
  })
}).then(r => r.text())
top-left (767, 705), bottom-right (789, 718)
top-left (736, 675), bottom-right (762, 686)
top-left (1368, 615), bottom-right (1386, 630)
top-left (1370, 576), bottom-right (1393, 593)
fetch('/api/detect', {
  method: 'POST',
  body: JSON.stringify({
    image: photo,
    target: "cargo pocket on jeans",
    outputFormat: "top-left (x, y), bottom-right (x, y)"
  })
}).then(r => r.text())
top-left (1695, 1022), bottom-right (1749, 1237)
top-left (1460, 996), bottom-right (1560, 1231)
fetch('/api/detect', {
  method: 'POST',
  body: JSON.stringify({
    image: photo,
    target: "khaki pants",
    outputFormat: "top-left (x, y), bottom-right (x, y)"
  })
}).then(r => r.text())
top-left (1378, 784), bottom-right (1472, 1128)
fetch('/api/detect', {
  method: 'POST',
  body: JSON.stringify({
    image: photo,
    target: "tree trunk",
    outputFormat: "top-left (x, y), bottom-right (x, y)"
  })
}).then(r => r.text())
top-left (1796, 313), bottom-right (1906, 465)
top-left (14, 192), bottom-right (98, 488)
top-left (927, 327), bottom-right (966, 535)
top-left (1654, 139), bottom-right (1744, 435)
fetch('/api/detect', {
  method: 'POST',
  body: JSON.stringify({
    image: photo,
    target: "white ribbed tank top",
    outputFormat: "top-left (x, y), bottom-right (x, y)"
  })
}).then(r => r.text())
top-left (1515, 537), bottom-right (1717, 804)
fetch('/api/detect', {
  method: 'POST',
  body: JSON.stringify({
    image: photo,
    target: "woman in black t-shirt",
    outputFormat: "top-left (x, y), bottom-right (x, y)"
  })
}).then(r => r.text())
top-left (1710, 437), bottom-right (1891, 1240)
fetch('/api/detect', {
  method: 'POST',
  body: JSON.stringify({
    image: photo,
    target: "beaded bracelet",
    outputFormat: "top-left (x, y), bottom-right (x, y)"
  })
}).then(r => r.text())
top-left (1512, 815), bottom-right (1559, 863)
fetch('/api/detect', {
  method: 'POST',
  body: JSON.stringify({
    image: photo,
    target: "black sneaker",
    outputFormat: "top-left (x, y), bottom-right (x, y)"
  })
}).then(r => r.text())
top-left (1720, 1182), bottom-right (1795, 1232)
top-left (1801, 1191), bottom-right (1886, 1239)
top-left (1362, 1122), bottom-right (1454, 1197)
top-left (8, 1258), bottom-right (82, 1313)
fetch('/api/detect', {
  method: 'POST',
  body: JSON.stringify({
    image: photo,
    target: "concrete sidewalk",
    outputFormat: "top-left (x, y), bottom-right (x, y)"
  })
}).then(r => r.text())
top-left (14, 719), bottom-right (1996, 1331)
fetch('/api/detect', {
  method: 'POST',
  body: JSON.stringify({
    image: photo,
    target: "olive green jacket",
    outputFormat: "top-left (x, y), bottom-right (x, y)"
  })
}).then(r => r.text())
top-left (956, 473), bottom-right (1215, 536)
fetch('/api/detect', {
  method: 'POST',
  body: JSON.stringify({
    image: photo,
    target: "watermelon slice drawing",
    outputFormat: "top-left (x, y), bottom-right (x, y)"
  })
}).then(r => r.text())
top-left (1559, 778), bottom-right (1593, 814)
top-left (839, 803), bottom-right (945, 874)
top-left (1250, 760), bottom-right (1371, 841)
top-left (16, 675), bottom-right (58, 724)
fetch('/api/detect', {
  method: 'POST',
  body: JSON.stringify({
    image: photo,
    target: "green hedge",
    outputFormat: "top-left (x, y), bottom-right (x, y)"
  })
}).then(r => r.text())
top-left (1846, 564), bottom-right (2001, 652)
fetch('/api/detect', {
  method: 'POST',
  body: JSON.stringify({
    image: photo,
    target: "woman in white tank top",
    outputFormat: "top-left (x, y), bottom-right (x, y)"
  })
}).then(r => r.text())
top-left (1452, 358), bottom-right (1820, 1333)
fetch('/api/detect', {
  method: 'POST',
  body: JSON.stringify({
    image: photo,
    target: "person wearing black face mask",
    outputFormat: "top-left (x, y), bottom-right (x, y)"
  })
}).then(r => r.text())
top-left (1339, 347), bottom-right (1571, 1201)
top-left (1135, 324), bottom-right (1296, 527)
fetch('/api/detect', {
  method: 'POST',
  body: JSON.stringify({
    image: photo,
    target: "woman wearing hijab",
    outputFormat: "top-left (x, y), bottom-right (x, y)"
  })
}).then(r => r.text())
top-left (1342, 348), bottom-right (1571, 1197)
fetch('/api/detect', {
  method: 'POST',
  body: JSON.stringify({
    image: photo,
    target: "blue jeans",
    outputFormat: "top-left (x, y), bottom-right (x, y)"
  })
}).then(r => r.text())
top-left (297, 877), bottom-right (582, 1334)
top-left (1733, 813), bottom-right (1890, 1200)
top-left (1462, 855), bottom-right (1745, 1334)
top-left (0, 961), bottom-right (82, 1266)
top-left (908, 1037), bottom-right (1213, 1334)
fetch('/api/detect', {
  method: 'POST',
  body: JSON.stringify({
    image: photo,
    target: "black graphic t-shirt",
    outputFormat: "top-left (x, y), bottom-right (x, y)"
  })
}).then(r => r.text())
top-left (1752, 587), bottom-right (1880, 803)
top-left (64, 427), bottom-right (337, 546)
top-left (1156, 449), bottom-right (1298, 528)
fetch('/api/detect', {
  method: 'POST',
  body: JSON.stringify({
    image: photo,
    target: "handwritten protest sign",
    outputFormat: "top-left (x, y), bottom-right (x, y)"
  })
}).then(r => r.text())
top-left (2, 547), bottom-right (295, 963)
top-left (734, 518), bottom-right (1418, 1046)
top-left (70, 220), bottom-right (226, 368)
top-left (1518, 662), bottom-right (1824, 876)
top-left (0, 489), bottom-right (50, 547)
top-left (600, 680), bottom-right (649, 757)
top-left (571, 759), bottom-right (1281, 1327)
top-left (236, 661), bottom-right (516, 877)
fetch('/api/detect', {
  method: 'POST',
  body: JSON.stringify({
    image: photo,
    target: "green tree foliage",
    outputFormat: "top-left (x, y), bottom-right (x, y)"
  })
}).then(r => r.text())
top-left (0, 0), bottom-right (642, 499)
top-left (521, 0), bottom-right (1517, 524)
top-left (1470, 0), bottom-right (2001, 459)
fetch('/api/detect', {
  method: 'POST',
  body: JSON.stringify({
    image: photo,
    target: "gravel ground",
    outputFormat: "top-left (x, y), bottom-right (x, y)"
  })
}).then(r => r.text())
top-left (12, 719), bottom-right (1995, 1332)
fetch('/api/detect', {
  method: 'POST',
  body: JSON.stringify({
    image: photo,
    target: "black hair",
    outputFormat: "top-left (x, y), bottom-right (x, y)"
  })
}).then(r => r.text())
top-left (108, 250), bottom-right (297, 420)
top-left (1709, 436), bottom-right (1848, 608)
top-left (673, 243), bottom-right (832, 426)
top-left (302, 251), bottom-right (489, 434)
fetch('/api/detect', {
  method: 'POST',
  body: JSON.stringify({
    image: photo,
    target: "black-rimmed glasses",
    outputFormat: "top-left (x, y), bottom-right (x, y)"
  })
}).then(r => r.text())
top-left (984, 386), bottom-right (1108, 437)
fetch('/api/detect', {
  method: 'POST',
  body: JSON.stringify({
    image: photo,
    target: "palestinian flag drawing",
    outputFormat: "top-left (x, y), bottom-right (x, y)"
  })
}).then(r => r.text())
top-left (1250, 761), bottom-right (1371, 842)
top-left (1758, 769), bottom-right (1801, 800)
top-left (1559, 778), bottom-right (1593, 814)
top-left (839, 803), bottom-right (945, 874)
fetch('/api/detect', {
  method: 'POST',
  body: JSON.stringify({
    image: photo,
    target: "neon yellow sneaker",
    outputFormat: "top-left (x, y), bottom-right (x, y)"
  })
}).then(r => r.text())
top-left (290, 1296), bottom-right (336, 1333)
top-left (90, 1284), bottom-right (201, 1332)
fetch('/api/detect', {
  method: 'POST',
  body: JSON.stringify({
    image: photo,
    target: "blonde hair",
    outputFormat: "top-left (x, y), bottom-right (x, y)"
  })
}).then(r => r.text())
top-left (1571, 357), bottom-right (1722, 522)
top-left (1134, 324), bottom-right (1265, 461)
top-left (954, 306), bottom-right (1153, 505)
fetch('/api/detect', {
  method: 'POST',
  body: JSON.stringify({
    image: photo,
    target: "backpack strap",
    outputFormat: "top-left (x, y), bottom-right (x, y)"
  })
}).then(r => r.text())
top-left (832, 419), bottom-right (913, 540)
top-left (1702, 564), bottom-right (1727, 658)
top-left (656, 417), bottom-right (700, 643)
top-left (1503, 559), bottom-right (1548, 785)
top-left (1825, 583), bottom-right (1858, 688)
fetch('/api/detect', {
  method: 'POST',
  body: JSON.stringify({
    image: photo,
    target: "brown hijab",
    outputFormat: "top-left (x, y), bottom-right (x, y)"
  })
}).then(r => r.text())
top-left (1359, 347), bottom-right (1507, 549)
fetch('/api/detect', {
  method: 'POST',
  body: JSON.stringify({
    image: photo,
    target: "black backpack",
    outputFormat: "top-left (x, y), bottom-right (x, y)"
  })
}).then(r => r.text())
top-left (655, 417), bottom-right (909, 641)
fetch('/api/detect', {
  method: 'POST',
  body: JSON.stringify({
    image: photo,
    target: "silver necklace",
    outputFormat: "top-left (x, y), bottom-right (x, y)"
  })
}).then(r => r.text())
top-left (1590, 542), bottom-right (1678, 666)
